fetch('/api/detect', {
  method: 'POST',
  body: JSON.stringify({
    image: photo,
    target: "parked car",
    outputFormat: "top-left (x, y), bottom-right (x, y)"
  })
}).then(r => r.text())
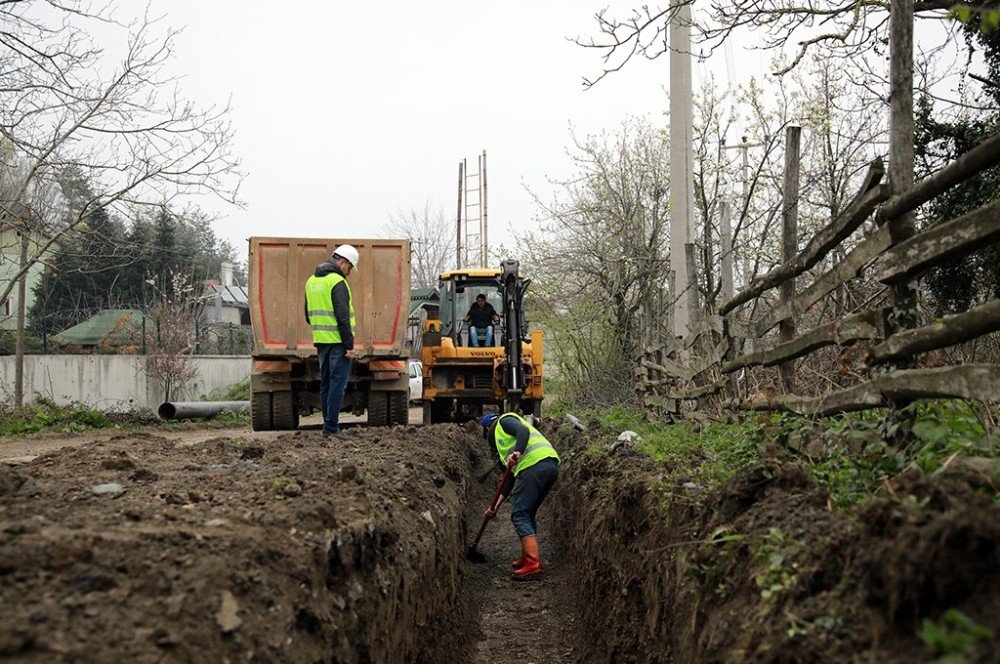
top-left (408, 360), bottom-right (423, 403)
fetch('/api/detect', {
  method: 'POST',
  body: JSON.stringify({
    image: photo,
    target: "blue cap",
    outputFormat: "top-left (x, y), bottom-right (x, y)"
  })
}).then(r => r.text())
top-left (481, 413), bottom-right (499, 428)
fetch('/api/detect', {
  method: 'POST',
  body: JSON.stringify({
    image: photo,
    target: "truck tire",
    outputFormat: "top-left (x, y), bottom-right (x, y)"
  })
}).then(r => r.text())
top-left (251, 392), bottom-right (273, 431)
top-left (272, 391), bottom-right (299, 430)
top-left (422, 401), bottom-right (432, 426)
top-left (367, 391), bottom-right (389, 426)
top-left (388, 390), bottom-right (408, 426)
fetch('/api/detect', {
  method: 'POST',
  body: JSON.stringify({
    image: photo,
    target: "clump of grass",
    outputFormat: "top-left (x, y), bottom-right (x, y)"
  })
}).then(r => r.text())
top-left (210, 409), bottom-right (251, 426)
top-left (0, 399), bottom-right (113, 435)
top-left (596, 407), bottom-right (760, 488)
top-left (203, 378), bottom-right (250, 401)
top-left (757, 400), bottom-right (999, 509)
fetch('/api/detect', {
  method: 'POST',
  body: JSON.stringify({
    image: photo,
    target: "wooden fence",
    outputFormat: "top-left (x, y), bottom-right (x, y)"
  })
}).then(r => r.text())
top-left (637, 131), bottom-right (1000, 419)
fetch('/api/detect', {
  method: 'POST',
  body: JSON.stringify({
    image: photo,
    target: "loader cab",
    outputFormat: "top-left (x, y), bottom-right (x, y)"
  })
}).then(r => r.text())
top-left (420, 261), bottom-right (544, 424)
top-left (438, 269), bottom-right (503, 346)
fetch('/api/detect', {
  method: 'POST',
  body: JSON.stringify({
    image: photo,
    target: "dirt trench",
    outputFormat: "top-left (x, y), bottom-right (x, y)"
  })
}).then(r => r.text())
top-left (0, 423), bottom-right (592, 663)
top-left (2, 419), bottom-right (998, 662)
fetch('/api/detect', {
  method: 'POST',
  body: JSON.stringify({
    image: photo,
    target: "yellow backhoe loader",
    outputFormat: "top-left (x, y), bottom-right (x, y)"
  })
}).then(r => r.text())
top-left (420, 260), bottom-right (543, 424)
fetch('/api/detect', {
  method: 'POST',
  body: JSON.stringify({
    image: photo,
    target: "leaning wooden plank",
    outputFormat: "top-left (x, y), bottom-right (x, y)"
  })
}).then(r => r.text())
top-left (642, 357), bottom-right (692, 382)
top-left (723, 308), bottom-right (886, 373)
top-left (752, 226), bottom-right (893, 337)
top-left (741, 364), bottom-right (1000, 416)
top-left (683, 316), bottom-right (725, 347)
top-left (720, 163), bottom-right (886, 316)
top-left (877, 197), bottom-right (1000, 284)
top-left (669, 381), bottom-right (725, 400)
top-left (877, 133), bottom-right (1000, 223)
top-left (869, 298), bottom-right (1000, 363)
top-left (647, 381), bottom-right (726, 403)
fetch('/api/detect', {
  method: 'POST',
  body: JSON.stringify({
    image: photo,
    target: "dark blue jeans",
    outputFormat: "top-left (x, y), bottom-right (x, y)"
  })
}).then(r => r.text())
top-left (317, 343), bottom-right (352, 434)
top-left (510, 458), bottom-right (559, 538)
top-left (469, 325), bottom-right (493, 346)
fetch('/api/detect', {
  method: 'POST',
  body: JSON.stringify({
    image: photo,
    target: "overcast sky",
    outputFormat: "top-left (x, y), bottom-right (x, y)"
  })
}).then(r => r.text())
top-left (150, 1), bottom-right (774, 264)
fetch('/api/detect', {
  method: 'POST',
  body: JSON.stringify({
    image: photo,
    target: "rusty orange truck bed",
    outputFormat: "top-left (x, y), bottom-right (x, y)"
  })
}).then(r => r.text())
top-left (248, 237), bottom-right (411, 430)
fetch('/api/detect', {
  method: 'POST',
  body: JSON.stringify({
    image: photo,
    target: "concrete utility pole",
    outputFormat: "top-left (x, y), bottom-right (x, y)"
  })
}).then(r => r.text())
top-left (888, 0), bottom-right (918, 346)
top-left (14, 230), bottom-right (28, 407)
top-left (719, 201), bottom-right (733, 304)
top-left (669, 2), bottom-right (694, 338)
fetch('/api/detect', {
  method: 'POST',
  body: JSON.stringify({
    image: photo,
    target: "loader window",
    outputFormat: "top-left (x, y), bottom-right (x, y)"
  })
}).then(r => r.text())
top-left (456, 289), bottom-right (502, 322)
top-left (439, 277), bottom-right (502, 344)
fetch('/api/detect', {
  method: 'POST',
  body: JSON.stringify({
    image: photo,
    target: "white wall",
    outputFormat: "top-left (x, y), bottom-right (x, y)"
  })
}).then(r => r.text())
top-left (0, 355), bottom-right (250, 410)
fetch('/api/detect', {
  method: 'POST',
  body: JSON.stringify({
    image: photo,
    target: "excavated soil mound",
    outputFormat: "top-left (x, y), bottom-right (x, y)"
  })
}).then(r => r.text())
top-left (545, 420), bottom-right (1000, 663)
top-left (0, 426), bottom-right (475, 662)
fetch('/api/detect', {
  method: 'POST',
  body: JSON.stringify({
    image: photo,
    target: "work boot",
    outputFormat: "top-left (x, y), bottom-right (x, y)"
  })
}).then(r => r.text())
top-left (513, 535), bottom-right (542, 578)
top-left (511, 555), bottom-right (528, 569)
top-left (333, 430), bottom-right (354, 442)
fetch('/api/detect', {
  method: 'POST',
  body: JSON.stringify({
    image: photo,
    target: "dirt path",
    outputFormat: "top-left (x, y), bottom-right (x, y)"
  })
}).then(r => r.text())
top-left (462, 464), bottom-right (588, 663)
top-left (0, 408), bottom-right (423, 464)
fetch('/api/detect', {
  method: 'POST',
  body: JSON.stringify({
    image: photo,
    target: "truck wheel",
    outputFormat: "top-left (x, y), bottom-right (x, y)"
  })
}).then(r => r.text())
top-left (272, 391), bottom-right (299, 430)
top-left (367, 391), bottom-right (389, 426)
top-left (388, 390), bottom-right (408, 426)
top-left (251, 392), bottom-right (273, 431)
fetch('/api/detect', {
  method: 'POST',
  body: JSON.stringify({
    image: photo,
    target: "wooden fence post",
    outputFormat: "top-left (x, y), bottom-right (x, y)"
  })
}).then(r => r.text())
top-left (779, 125), bottom-right (801, 393)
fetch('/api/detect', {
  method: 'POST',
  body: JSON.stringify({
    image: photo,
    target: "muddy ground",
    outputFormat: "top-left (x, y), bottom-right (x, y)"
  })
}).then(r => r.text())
top-left (0, 422), bottom-right (590, 663)
top-left (2, 418), bottom-right (998, 662)
top-left (546, 419), bottom-right (1000, 663)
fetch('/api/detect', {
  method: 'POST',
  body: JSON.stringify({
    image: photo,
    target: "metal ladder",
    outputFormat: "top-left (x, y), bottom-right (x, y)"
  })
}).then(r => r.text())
top-left (456, 150), bottom-right (488, 269)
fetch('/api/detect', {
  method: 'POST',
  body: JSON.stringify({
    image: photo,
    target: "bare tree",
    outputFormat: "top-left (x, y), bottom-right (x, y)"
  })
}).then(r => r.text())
top-left (382, 200), bottom-right (451, 289)
top-left (0, 1), bottom-right (242, 404)
top-left (576, 1), bottom-right (957, 86)
top-left (521, 118), bottom-right (671, 407)
top-left (143, 270), bottom-right (208, 402)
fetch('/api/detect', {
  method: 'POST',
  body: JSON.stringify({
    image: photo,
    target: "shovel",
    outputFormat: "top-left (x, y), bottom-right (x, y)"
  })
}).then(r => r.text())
top-left (467, 463), bottom-right (513, 563)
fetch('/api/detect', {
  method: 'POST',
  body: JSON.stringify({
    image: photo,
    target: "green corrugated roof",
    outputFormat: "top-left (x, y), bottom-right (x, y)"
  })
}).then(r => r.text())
top-left (52, 309), bottom-right (147, 346)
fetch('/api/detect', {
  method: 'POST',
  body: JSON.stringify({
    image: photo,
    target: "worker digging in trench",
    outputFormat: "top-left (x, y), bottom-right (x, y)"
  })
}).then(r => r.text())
top-left (481, 412), bottom-right (561, 578)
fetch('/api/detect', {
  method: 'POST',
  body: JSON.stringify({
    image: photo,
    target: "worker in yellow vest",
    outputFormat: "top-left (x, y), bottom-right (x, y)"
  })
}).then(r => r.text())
top-left (304, 245), bottom-right (358, 441)
top-left (481, 412), bottom-right (560, 578)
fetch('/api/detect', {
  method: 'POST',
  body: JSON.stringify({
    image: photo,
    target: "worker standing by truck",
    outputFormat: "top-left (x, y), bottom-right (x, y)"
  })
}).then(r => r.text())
top-left (481, 412), bottom-right (560, 577)
top-left (305, 245), bottom-right (359, 441)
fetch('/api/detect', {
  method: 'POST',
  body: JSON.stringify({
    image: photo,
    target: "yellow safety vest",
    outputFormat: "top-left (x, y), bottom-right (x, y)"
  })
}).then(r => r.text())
top-left (493, 412), bottom-right (559, 476)
top-left (305, 272), bottom-right (355, 344)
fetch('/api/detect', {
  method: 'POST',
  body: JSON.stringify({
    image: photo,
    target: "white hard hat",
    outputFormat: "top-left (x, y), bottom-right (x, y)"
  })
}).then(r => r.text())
top-left (333, 244), bottom-right (359, 268)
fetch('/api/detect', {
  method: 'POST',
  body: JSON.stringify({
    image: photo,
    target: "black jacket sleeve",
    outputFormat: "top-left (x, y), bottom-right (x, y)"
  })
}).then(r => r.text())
top-left (331, 281), bottom-right (355, 350)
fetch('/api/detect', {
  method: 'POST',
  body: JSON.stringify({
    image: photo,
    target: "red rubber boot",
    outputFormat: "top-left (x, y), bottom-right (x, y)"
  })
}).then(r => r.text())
top-left (511, 555), bottom-right (528, 569)
top-left (513, 535), bottom-right (542, 578)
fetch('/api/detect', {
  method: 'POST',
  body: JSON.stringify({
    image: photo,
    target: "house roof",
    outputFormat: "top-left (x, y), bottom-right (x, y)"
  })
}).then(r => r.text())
top-left (52, 309), bottom-right (146, 346)
top-left (210, 285), bottom-right (249, 307)
top-left (0, 223), bottom-right (55, 239)
top-left (410, 287), bottom-right (439, 302)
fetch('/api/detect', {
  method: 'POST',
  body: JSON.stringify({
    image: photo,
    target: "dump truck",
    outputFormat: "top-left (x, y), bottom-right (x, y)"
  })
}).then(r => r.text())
top-left (248, 237), bottom-right (411, 430)
top-left (420, 260), bottom-right (543, 424)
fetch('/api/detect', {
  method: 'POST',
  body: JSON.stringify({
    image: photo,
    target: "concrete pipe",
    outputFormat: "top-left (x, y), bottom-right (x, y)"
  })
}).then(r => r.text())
top-left (157, 401), bottom-right (250, 421)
